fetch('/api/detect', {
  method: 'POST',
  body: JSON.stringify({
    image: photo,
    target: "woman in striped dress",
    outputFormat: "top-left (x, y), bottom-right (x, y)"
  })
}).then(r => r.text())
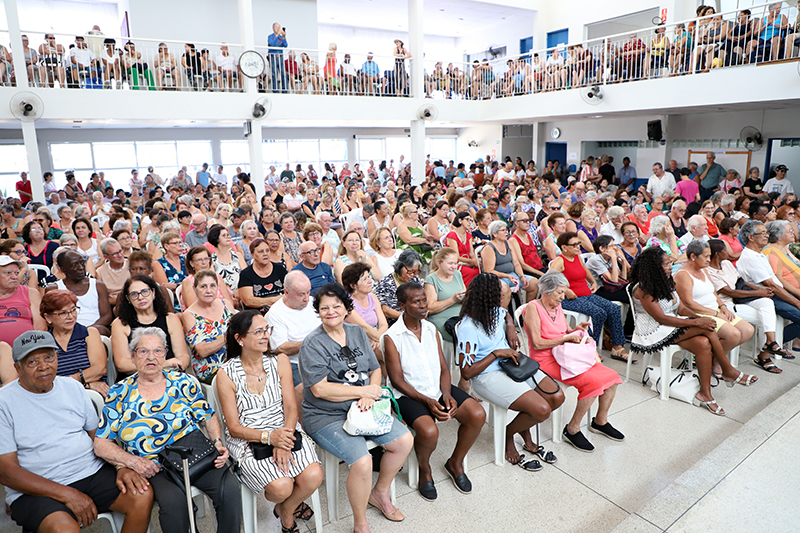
top-left (217, 310), bottom-right (322, 533)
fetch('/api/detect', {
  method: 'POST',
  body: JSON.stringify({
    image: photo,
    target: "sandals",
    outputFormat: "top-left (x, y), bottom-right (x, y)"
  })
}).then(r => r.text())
top-left (763, 341), bottom-right (792, 359)
top-left (754, 356), bottom-right (783, 374)
top-left (522, 444), bottom-right (557, 464)
top-left (610, 347), bottom-right (637, 364)
top-left (723, 371), bottom-right (757, 387)
top-left (692, 395), bottom-right (725, 416)
top-left (293, 502), bottom-right (314, 521)
top-left (508, 453), bottom-right (542, 472)
top-left (272, 506), bottom-right (300, 533)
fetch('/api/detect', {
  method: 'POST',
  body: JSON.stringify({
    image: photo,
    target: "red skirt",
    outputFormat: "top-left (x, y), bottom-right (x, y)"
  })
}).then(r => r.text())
top-left (533, 353), bottom-right (622, 400)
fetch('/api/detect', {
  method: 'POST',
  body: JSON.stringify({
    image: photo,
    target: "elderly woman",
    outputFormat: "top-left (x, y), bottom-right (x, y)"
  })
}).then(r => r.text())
top-left (762, 220), bottom-right (800, 354)
top-left (619, 221), bottom-right (643, 266)
top-left (34, 210), bottom-right (64, 241)
top-left (343, 262), bottom-right (389, 374)
top-left (334, 229), bottom-right (382, 284)
top-left (629, 247), bottom-right (755, 416)
top-left (238, 238), bottom-right (288, 313)
top-left (0, 205), bottom-right (23, 241)
top-left (716, 217), bottom-right (743, 264)
top-left (208, 224), bottom-right (246, 298)
top-left (674, 240), bottom-right (756, 372)
top-left (575, 208), bottom-right (599, 254)
top-left (152, 231), bottom-right (187, 294)
top-left (299, 283), bottom-right (413, 530)
top-left (681, 214), bottom-right (710, 244)
top-left (543, 212), bottom-right (567, 261)
top-left (240, 219), bottom-right (260, 265)
top-left (303, 223), bottom-right (334, 267)
top-left (374, 249), bottom-right (423, 322)
top-left (94, 327), bottom-right (242, 533)
top-left (481, 220), bottom-right (538, 302)
top-left (217, 310), bottom-right (322, 532)
top-left (370, 227), bottom-right (402, 279)
top-left (446, 211), bottom-right (480, 287)
top-left (42, 289), bottom-right (108, 396)
top-left (523, 271), bottom-right (624, 452)
top-left (396, 203), bottom-right (436, 265)
top-left (111, 275), bottom-right (191, 376)
top-left (700, 200), bottom-right (720, 237)
top-left (180, 246), bottom-right (234, 309)
top-left (458, 273), bottom-right (564, 468)
top-left (280, 212), bottom-right (303, 264)
top-left (181, 270), bottom-right (234, 384)
top-left (73, 217), bottom-right (101, 265)
top-left (265, 229), bottom-right (295, 271)
top-left (646, 215), bottom-right (687, 264)
top-left (706, 239), bottom-right (786, 373)
top-left (550, 232), bottom-right (631, 362)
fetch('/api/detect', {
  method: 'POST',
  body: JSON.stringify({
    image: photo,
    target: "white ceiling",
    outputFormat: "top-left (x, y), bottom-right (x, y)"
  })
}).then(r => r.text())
top-left (317, 0), bottom-right (535, 37)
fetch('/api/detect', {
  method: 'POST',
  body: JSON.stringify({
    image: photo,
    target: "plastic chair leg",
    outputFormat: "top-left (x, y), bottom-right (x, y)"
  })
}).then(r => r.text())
top-left (660, 348), bottom-right (671, 401)
top-left (491, 403), bottom-right (507, 466)
top-left (408, 446), bottom-right (419, 490)
top-left (241, 485), bottom-right (257, 533)
top-left (552, 404), bottom-right (563, 443)
top-left (324, 449), bottom-right (339, 522)
top-left (311, 489), bottom-right (323, 533)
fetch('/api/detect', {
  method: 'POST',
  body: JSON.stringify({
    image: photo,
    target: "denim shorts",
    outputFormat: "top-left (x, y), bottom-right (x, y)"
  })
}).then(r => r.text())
top-left (500, 273), bottom-right (534, 289)
top-left (310, 417), bottom-right (409, 466)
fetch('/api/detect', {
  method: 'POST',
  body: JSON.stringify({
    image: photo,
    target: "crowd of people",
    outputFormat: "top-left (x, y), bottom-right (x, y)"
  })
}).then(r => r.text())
top-left (0, 149), bottom-right (794, 533)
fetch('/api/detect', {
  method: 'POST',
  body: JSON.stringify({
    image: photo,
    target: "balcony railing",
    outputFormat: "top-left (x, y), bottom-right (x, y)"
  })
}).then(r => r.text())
top-left (0, 1), bottom-right (796, 98)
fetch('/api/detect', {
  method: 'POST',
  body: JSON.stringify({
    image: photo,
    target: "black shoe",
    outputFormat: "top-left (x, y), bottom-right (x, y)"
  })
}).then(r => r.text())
top-left (563, 426), bottom-right (594, 452)
top-left (589, 418), bottom-right (625, 441)
top-left (444, 460), bottom-right (472, 494)
top-left (418, 480), bottom-right (437, 501)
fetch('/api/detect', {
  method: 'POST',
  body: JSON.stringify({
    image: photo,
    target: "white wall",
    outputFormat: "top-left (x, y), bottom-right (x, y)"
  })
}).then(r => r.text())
top-left (769, 141), bottom-right (800, 178)
top-left (318, 24), bottom-right (459, 64)
top-left (457, 124), bottom-right (503, 164)
top-left (455, 14), bottom-right (535, 60)
top-left (582, 141), bottom-right (639, 171)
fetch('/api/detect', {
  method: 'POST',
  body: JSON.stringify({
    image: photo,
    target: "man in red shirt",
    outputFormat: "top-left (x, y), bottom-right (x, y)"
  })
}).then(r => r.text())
top-left (15, 172), bottom-right (32, 204)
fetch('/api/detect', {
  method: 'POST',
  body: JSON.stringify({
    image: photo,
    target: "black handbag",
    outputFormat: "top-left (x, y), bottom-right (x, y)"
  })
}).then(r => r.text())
top-left (250, 430), bottom-right (303, 460)
top-left (498, 352), bottom-right (541, 382)
top-left (732, 278), bottom-right (760, 304)
top-left (159, 429), bottom-right (220, 488)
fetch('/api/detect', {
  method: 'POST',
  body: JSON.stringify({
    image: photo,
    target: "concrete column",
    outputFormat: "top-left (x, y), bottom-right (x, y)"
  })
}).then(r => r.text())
top-left (238, 0), bottom-right (257, 93)
top-left (4, 0), bottom-right (29, 89)
top-left (410, 120), bottom-right (425, 185)
top-left (408, 0), bottom-right (424, 99)
top-left (346, 136), bottom-right (357, 168)
top-left (248, 122), bottom-right (265, 201)
top-left (22, 122), bottom-right (44, 203)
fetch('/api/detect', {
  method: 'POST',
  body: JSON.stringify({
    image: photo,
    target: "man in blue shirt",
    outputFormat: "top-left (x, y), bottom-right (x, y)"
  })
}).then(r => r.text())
top-left (618, 156), bottom-right (637, 190)
top-left (362, 52), bottom-right (380, 95)
top-left (293, 241), bottom-right (335, 295)
top-left (696, 152), bottom-right (726, 202)
top-left (267, 22), bottom-right (288, 93)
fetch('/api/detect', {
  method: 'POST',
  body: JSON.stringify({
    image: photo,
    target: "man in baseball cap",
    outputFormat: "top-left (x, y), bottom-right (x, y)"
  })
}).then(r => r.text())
top-left (0, 330), bottom-right (154, 532)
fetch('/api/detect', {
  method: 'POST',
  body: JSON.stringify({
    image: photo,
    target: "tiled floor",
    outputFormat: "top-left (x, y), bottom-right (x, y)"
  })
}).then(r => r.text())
top-left (2, 354), bottom-right (798, 533)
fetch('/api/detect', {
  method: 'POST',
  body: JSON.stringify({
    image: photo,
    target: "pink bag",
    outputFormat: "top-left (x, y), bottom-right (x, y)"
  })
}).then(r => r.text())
top-left (551, 331), bottom-right (597, 380)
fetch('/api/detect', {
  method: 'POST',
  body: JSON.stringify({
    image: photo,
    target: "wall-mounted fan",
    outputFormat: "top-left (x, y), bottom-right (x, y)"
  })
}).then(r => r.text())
top-left (252, 96), bottom-right (271, 120)
top-left (9, 92), bottom-right (44, 122)
top-left (740, 126), bottom-right (763, 151)
top-left (487, 45), bottom-right (502, 58)
top-left (416, 105), bottom-right (439, 122)
top-left (580, 85), bottom-right (604, 105)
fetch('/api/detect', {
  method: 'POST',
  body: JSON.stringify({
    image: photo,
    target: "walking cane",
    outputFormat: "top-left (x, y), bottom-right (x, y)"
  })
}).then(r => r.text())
top-left (165, 444), bottom-right (197, 533)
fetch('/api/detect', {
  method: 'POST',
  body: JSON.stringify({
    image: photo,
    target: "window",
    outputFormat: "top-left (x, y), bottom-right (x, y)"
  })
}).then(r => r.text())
top-left (93, 142), bottom-right (137, 168)
top-left (287, 139), bottom-right (320, 171)
top-left (426, 138), bottom-right (457, 163)
top-left (176, 141), bottom-right (213, 176)
top-left (51, 143), bottom-right (93, 170)
top-left (357, 138), bottom-right (384, 165)
top-left (0, 145), bottom-right (28, 198)
top-left (385, 137), bottom-right (411, 165)
top-left (263, 140), bottom-right (288, 169)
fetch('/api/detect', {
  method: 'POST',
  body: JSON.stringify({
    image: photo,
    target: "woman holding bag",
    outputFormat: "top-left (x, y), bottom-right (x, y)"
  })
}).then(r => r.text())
top-left (298, 283), bottom-right (412, 532)
top-left (523, 271), bottom-right (624, 453)
top-left (216, 310), bottom-right (322, 533)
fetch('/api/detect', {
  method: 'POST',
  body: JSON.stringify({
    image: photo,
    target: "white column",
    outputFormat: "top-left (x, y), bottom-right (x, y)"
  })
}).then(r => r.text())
top-left (408, 0), bottom-right (424, 99)
top-left (247, 122), bottom-right (265, 201)
top-left (346, 136), bottom-right (357, 168)
top-left (4, 0), bottom-right (29, 89)
top-left (22, 123), bottom-right (44, 203)
top-left (238, 0), bottom-right (257, 94)
top-left (410, 120), bottom-right (425, 185)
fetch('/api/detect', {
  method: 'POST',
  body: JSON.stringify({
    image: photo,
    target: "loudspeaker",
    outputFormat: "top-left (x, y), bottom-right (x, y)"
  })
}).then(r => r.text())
top-left (647, 120), bottom-right (663, 141)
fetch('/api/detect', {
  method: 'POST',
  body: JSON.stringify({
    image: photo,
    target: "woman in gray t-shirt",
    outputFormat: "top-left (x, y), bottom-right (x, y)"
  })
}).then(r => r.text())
top-left (299, 283), bottom-right (412, 529)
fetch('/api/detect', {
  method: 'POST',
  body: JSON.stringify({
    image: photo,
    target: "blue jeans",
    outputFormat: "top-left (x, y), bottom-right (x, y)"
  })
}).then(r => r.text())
top-left (770, 297), bottom-right (800, 342)
top-left (310, 417), bottom-right (409, 466)
top-left (269, 55), bottom-right (287, 93)
top-left (561, 293), bottom-right (626, 347)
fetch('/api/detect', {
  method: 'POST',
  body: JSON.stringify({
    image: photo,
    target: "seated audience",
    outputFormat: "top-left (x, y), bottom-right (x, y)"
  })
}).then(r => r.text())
top-left (384, 282), bottom-right (485, 500)
top-left (586, 235), bottom-right (630, 302)
top-left (445, 211), bottom-right (480, 286)
top-left (396, 204), bottom-right (436, 265)
top-left (111, 275), bottom-right (190, 376)
top-left (152, 231), bottom-right (187, 293)
top-left (619, 221), bottom-right (643, 265)
top-left (543, 212), bottom-right (567, 261)
top-left (0, 238), bottom-right (39, 290)
top-left (508, 211), bottom-right (545, 280)
top-left (303, 223), bottom-right (334, 268)
top-left (238, 238), bottom-right (288, 312)
top-left (523, 271), bottom-right (624, 452)
top-left (629, 247), bottom-right (755, 417)
top-left (646, 215), bottom-right (687, 263)
top-left (550, 232), bottom-right (631, 362)
top-left (216, 310), bottom-right (323, 532)
top-left (0, 331), bottom-right (153, 533)
top-left (42, 289), bottom-right (108, 396)
top-left (50, 250), bottom-right (112, 336)
top-left (94, 327), bottom-right (241, 533)
top-left (73, 217), bottom-right (101, 265)
top-left (293, 241), bottom-right (335, 296)
top-left (180, 245), bottom-right (234, 309)
top-left (481, 221), bottom-right (538, 302)
top-left (334, 229), bottom-right (381, 284)
top-left (95, 237), bottom-right (130, 308)
top-left (299, 283), bottom-right (413, 530)
top-left (760, 220), bottom-right (800, 355)
top-left (458, 273), bottom-right (563, 468)
top-left (22, 220), bottom-right (59, 269)
top-left (127, 250), bottom-right (175, 313)
top-left (717, 217), bottom-right (743, 264)
top-left (181, 270), bottom-right (233, 384)
top-left (374, 249), bottom-right (423, 322)
top-left (680, 214), bottom-right (710, 244)
top-left (370, 227), bottom-right (402, 278)
top-left (208, 224), bottom-right (246, 297)
top-left (184, 213), bottom-right (209, 248)
top-left (342, 262), bottom-right (389, 372)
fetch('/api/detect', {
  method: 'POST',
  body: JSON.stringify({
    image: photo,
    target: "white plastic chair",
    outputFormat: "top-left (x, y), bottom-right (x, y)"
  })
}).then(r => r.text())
top-left (323, 443), bottom-right (396, 522)
top-left (209, 375), bottom-right (324, 533)
top-left (27, 264), bottom-right (51, 279)
top-left (100, 335), bottom-right (117, 384)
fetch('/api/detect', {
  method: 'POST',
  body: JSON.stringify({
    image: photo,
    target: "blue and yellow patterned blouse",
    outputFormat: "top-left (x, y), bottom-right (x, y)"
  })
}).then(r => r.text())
top-left (97, 369), bottom-right (213, 463)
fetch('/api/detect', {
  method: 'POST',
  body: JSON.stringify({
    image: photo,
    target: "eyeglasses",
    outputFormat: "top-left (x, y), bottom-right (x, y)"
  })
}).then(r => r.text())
top-left (10, 249), bottom-right (27, 256)
top-left (247, 326), bottom-right (273, 338)
top-left (51, 306), bottom-right (80, 319)
top-left (517, 219), bottom-right (530, 224)
top-left (134, 347), bottom-right (166, 358)
top-left (752, 231), bottom-right (768, 236)
top-left (566, 242), bottom-right (582, 247)
top-left (623, 230), bottom-right (639, 236)
top-left (25, 353), bottom-right (56, 368)
top-left (127, 287), bottom-right (153, 300)
top-left (304, 248), bottom-right (321, 255)
top-left (192, 256), bottom-right (211, 263)
top-left (107, 249), bottom-right (124, 257)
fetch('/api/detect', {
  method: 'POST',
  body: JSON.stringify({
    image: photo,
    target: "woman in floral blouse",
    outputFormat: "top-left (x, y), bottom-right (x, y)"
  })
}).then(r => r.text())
top-left (181, 270), bottom-right (233, 383)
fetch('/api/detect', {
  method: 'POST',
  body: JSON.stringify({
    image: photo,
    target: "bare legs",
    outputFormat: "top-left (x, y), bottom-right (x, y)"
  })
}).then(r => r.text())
top-left (267, 464), bottom-right (323, 530)
top-left (566, 384), bottom-right (618, 435)
top-left (505, 379), bottom-right (565, 463)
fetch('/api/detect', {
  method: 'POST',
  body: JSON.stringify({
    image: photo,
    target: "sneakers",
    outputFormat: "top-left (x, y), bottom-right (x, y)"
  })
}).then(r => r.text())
top-left (563, 426), bottom-right (594, 453)
top-left (589, 418), bottom-right (625, 441)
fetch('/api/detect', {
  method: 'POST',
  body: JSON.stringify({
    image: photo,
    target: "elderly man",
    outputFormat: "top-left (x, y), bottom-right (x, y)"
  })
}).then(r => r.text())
top-left (316, 211), bottom-right (341, 251)
top-left (713, 194), bottom-right (736, 225)
top-left (292, 241), bottom-right (335, 296)
top-left (0, 256), bottom-right (46, 345)
top-left (642, 162), bottom-right (676, 205)
top-left (738, 220), bottom-right (800, 373)
top-left (184, 214), bottom-right (209, 248)
top-left (668, 198), bottom-right (688, 236)
top-left (228, 207), bottom-right (247, 244)
top-left (666, 160), bottom-right (681, 181)
top-left (627, 204), bottom-right (651, 243)
top-left (283, 182), bottom-right (305, 213)
top-left (46, 192), bottom-right (64, 219)
top-left (696, 152), bottom-right (726, 202)
top-left (267, 22), bottom-right (288, 93)
top-left (95, 238), bottom-right (130, 308)
top-left (680, 214), bottom-right (709, 243)
top-left (361, 52), bottom-right (381, 94)
top-left (599, 205), bottom-right (626, 244)
top-left (0, 331), bottom-right (153, 533)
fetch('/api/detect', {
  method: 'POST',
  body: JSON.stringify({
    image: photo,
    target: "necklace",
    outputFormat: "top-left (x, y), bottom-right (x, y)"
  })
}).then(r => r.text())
top-left (243, 368), bottom-right (265, 382)
top-left (542, 302), bottom-right (558, 322)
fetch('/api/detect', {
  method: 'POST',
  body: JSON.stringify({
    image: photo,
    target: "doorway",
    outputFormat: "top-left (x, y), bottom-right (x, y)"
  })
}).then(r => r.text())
top-left (546, 142), bottom-right (567, 183)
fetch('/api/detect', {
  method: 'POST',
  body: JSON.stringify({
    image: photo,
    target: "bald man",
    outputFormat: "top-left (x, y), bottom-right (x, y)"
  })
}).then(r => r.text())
top-left (184, 213), bottom-right (209, 247)
top-left (292, 241), bottom-right (335, 295)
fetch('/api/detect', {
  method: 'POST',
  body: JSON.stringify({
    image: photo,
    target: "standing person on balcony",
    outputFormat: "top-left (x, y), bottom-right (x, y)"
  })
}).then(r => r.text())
top-left (268, 23), bottom-right (288, 94)
top-left (154, 43), bottom-right (176, 91)
top-left (393, 39), bottom-right (411, 97)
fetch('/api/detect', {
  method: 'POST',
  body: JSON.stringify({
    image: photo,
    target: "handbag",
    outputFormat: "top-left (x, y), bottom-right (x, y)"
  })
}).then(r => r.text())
top-left (250, 430), bottom-right (303, 461)
top-left (732, 278), bottom-right (760, 304)
top-left (498, 352), bottom-right (540, 382)
top-left (343, 387), bottom-right (402, 436)
top-left (159, 429), bottom-right (220, 489)
top-left (642, 366), bottom-right (700, 404)
top-left (551, 332), bottom-right (597, 380)
top-left (417, 242), bottom-right (434, 253)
